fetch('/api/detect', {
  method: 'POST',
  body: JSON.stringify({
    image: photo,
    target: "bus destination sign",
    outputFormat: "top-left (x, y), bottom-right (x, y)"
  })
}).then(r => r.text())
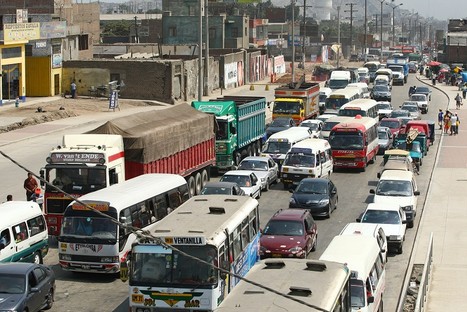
top-left (165, 236), bottom-right (206, 245)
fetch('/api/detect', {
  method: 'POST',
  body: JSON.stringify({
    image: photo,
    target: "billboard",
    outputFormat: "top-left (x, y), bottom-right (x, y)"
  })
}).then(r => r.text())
top-left (40, 21), bottom-right (67, 39)
top-left (3, 22), bottom-right (40, 43)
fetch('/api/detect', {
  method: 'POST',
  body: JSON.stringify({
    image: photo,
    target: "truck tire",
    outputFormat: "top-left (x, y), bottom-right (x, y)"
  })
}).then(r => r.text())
top-left (195, 172), bottom-right (202, 195)
top-left (188, 176), bottom-right (196, 197)
top-left (201, 169), bottom-right (209, 188)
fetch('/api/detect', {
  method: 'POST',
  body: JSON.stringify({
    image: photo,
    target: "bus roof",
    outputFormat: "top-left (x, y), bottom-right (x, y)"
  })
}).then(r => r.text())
top-left (319, 235), bottom-right (380, 279)
top-left (332, 116), bottom-right (377, 131)
top-left (216, 259), bottom-right (350, 312)
top-left (68, 174), bottom-right (187, 211)
top-left (340, 99), bottom-right (377, 110)
top-left (267, 127), bottom-right (311, 143)
top-left (149, 195), bottom-right (258, 246)
top-left (328, 87), bottom-right (360, 98)
top-left (0, 201), bottom-right (43, 229)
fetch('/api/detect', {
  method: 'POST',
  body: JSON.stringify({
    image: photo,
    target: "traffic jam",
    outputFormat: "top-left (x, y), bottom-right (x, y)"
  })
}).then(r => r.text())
top-left (0, 53), bottom-right (440, 312)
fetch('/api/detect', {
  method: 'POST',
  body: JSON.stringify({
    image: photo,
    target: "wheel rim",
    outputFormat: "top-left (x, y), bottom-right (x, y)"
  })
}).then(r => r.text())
top-left (34, 252), bottom-right (41, 264)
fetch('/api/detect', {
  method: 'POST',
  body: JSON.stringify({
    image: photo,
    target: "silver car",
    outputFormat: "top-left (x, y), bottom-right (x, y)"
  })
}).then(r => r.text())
top-left (400, 102), bottom-right (421, 120)
top-left (378, 126), bottom-right (393, 154)
top-left (237, 156), bottom-right (279, 191)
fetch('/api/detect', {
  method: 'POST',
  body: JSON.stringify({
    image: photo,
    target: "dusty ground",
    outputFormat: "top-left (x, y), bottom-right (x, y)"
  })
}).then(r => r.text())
top-left (0, 97), bottom-right (158, 133)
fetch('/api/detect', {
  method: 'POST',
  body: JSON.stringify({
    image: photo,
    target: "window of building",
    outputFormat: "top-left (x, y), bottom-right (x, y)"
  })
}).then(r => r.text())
top-left (231, 27), bottom-right (238, 37)
top-left (2, 47), bottom-right (21, 59)
top-left (209, 27), bottom-right (216, 40)
top-left (78, 34), bottom-right (89, 51)
top-left (169, 26), bottom-right (177, 37)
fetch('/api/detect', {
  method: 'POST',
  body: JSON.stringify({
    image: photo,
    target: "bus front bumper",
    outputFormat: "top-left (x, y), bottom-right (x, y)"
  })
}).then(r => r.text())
top-left (59, 260), bottom-right (120, 273)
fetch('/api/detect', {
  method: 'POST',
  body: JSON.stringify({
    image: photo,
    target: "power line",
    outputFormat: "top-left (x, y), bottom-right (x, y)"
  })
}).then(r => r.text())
top-left (0, 149), bottom-right (330, 312)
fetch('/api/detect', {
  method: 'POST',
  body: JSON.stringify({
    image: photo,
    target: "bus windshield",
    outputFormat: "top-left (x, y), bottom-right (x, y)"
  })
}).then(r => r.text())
top-left (283, 153), bottom-right (315, 167)
top-left (131, 245), bottom-right (218, 287)
top-left (273, 102), bottom-right (300, 114)
top-left (46, 167), bottom-right (106, 194)
top-left (61, 208), bottom-right (118, 243)
top-left (329, 134), bottom-right (364, 150)
top-left (325, 97), bottom-right (349, 110)
top-left (262, 141), bottom-right (291, 154)
top-left (338, 109), bottom-right (366, 117)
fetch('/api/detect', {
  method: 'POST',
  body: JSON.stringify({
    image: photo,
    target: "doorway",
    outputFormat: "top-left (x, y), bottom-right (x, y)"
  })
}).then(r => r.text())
top-left (2, 64), bottom-right (20, 100)
top-left (54, 74), bottom-right (60, 95)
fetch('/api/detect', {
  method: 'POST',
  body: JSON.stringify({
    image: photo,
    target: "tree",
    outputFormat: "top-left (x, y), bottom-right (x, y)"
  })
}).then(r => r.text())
top-left (101, 20), bottom-right (132, 37)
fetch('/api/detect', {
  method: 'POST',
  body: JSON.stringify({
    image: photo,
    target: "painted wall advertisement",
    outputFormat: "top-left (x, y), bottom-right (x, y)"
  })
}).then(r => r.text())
top-left (224, 62), bottom-right (244, 88)
top-left (274, 55), bottom-right (286, 74)
top-left (52, 53), bottom-right (62, 69)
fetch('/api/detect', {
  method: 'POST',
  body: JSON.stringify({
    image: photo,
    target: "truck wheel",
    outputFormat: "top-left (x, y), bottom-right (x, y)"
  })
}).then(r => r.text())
top-left (195, 172), bottom-right (202, 195)
top-left (201, 169), bottom-right (209, 188)
top-left (188, 176), bottom-right (196, 197)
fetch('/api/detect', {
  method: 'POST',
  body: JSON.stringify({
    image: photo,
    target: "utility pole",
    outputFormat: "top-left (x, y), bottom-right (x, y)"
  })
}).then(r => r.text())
top-left (344, 3), bottom-right (357, 53)
top-left (386, 2), bottom-right (403, 47)
top-left (380, 0), bottom-right (383, 57)
top-left (291, 0), bottom-right (295, 83)
top-left (134, 16), bottom-right (139, 43)
top-left (364, 0), bottom-right (367, 58)
top-left (198, 0), bottom-right (203, 101)
top-left (337, 5), bottom-right (341, 68)
top-left (204, 0), bottom-right (209, 96)
top-left (301, 1), bottom-right (313, 69)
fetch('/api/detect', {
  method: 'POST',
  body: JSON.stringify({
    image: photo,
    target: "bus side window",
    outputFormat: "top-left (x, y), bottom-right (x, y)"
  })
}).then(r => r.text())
top-left (154, 194), bottom-right (169, 220)
top-left (168, 190), bottom-right (182, 210)
top-left (241, 219), bottom-right (249, 247)
top-left (13, 222), bottom-right (28, 242)
top-left (178, 185), bottom-right (190, 202)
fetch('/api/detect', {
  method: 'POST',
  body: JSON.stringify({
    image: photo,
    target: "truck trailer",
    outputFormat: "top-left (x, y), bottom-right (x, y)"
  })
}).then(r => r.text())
top-left (41, 104), bottom-right (215, 235)
top-left (192, 96), bottom-right (266, 170)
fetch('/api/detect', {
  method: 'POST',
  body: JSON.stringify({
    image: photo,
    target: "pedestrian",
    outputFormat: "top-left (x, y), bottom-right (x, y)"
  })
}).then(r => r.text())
top-left (444, 112), bottom-right (451, 134)
top-left (438, 109), bottom-right (444, 130)
top-left (6, 194), bottom-right (12, 201)
top-left (450, 113), bottom-right (458, 135)
top-left (455, 113), bottom-right (460, 135)
top-left (23, 172), bottom-right (38, 201)
top-left (463, 84), bottom-right (467, 100)
top-left (432, 73), bottom-right (437, 85)
top-left (70, 81), bottom-right (77, 99)
top-left (455, 93), bottom-right (463, 109)
top-left (30, 188), bottom-right (41, 202)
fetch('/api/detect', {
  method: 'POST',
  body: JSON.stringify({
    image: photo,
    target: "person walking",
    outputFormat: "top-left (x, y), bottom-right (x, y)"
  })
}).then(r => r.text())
top-left (455, 113), bottom-right (460, 135)
top-left (70, 81), bottom-right (77, 99)
top-left (463, 84), bottom-right (467, 100)
top-left (450, 113), bottom-right (458, 135)
top-left (23, 172), bottom-right (38, 201)
top-left (6, 195), bottom-right (12, 201)
top-left (438, 109), bottom-right (444, 130)
top-left (455, 93), bottom-right (463, 109)
top-left (444, 111), bottom-right (451, 134)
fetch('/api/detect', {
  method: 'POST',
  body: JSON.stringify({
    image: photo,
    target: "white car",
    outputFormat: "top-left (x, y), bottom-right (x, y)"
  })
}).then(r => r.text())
top-left (410, 93), bottom-right (429, 114)
top-left (237, 156), bottom-right (279, 191)
top-left (376, 101), bottom-right (393, 119)
top-left (370, 170), bottom-right (419, 228)
top-left (220, 170), bottom-right (262, 199)
top-left (357, 203), bottom-right (407, 254)
top-left (299, 120), bottom-right (323, 138)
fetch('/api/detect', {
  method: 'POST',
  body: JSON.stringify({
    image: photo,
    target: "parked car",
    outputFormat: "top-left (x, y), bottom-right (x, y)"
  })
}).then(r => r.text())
top-left (289, 178), bottom-right (338, 218)
top-left (237, 156), bottom-right (279, 191)
top-left (357, 203), bottom-right (407, 254)
top-left (379, 117), bottom-right (403, 138)
top-left (349, 54), bottom-right (360, 62)
top-left (377, 101), bottom-right (394, 119)
top-left (0, 262), bottom-right (55, 312)
top-left (389, 109), bottom-right (410, 119)
top-left (370, 170), bottom-right (420, 228)
top-left (259, 209), bottom-right (318, 259)
top-left (200, 181), bottom-right (246, 196)
top-left (266, 117), bottom-right (296, 138)
top-left (299, 119), bottom-right (323, 138)
top-left (371, 85), bottom-right (392, 102)
top-left (410, 93), bottom-right (429, 114)
top-left (400, 102), bottom-right (421, 120)
top-left (220, 170), bottom-right (261, 199)
top-left (414, 86), bottom-right (432, 101)
top-left (377, 126), bottom-right (393, 154)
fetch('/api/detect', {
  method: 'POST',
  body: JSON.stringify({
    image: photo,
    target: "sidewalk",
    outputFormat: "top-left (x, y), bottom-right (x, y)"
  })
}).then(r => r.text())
top-left (412, 76), bottom-right (467, 311)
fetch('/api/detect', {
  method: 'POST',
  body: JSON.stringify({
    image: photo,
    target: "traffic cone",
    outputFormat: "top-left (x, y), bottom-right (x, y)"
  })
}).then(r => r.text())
top-left (265, 84), bottom-right (269, 91)
top-left (250, 84), bottom-right (255, 91)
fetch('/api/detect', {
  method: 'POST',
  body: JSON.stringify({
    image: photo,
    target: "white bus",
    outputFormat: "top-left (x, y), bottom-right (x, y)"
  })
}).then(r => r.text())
top-left (338, 99), bottom-right (379, 122)
top-left (58, 174), bottom-right (190, 273)
top-left (320, 235), bottom-right (386, 312)
top-left (216, 259), bottom-right (351, 312)
top-left (324, 88), bottom-right (361, 115)
top-left (261, 127), bottom-right (312, 167)
top-left (126, 195), bottom-right (260, 312)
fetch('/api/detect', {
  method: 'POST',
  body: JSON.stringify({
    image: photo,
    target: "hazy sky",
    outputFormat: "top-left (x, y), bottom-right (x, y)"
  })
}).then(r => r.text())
top-left (97, 0), bottom-right (467, 21)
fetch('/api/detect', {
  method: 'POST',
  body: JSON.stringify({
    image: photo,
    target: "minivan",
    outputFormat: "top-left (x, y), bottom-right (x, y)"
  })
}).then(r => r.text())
top-left (340, 222), bottom-right (388, 263)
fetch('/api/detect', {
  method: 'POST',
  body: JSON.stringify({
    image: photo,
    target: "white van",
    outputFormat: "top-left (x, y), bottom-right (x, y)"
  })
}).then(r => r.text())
top-left (375, 68), bottom-right (393, 86)
top-left (340, 222), bottom-right (388, 263)
top-left (328, 70), bottom-right (352, 90)
top-left (261, 127), bottom-right (312, 167)
top-left (0, 201), bottom-right (49, 263)
top-left (320, 235), bottom-right (386, 312)
top-left (281, 138), bottom-right (333, 189)
top-left (357, 67), bottom-right (370, 84)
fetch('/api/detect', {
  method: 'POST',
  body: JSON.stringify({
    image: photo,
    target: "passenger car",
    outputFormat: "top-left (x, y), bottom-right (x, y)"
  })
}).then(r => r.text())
top-left (288, 178), bottom-right (338, 218)
top-left (200, 181), bottom-right (245, 196)
top-left (400, 102), bottom-right (421, 120)
top-left (410, 93), bottom-right (429, 114)
top-left (377, 101), bottom-right (394, 119)
top-left (299, 119), bottom-right (323, 138)
top-left (220, 170), bottom-right (261, 199)
top-left (377, 126), bottom-right (393, 154)
top-left (414, 86), bottom-right (432, 101)
top-left (259, 209), bottom-right (317, 259)
top-left (389, 109), bottom-right (410, 119)
top-left (237, 156), bottom-right (279, 191)
top-left (0, 262), bottom-right (55, 312)
top-left (266, 117), bottom-right (296, 138)
top-left (371, 85), bottom-right (392, 102)
top-left (379, 117), bottom-right (403, 138)
top-left (357, 203), bottom-right (407, 254)
top-left (370, 170), bottom-right (419, 228)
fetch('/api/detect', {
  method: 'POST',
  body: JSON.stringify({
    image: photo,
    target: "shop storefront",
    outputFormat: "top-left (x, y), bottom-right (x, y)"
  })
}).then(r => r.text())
top-left (0, 44), bottom-right (26, 104)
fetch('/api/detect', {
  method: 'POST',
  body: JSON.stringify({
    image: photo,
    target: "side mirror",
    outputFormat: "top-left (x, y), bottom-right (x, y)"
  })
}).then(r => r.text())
top-left (331, 189), bottom-right (337, 194)
top-left (356, 218), bottom-right (361, 222)
top-left (231, 127), bottom-right (237, 135)
top-left (367, 296), bottom-right (375, 304)
top-left (402, 220), bottom-right (407, 224)
top-left (369, 189), bottom-right (375, 194)
top-left (30, 287), bottom-right (40, 293)
top-left (414, 191), bottom-right (420, 196)
top-left (377, 172), bottom-right (381, 179)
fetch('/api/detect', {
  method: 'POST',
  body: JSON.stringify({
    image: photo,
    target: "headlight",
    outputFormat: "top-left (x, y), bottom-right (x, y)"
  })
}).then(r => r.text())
top-left (289, 197), bottom-right (296, 204)
top-left (288, 246), bottom-right (303, 254)
top-left (60, 254), bottom-right (72, 261)
top-left (319, 199), bottom-right (330, 205)
top-left (217, 143), bottom-right (227, 151)
top-left (261, 178), bottom-right (266, 182)
top-left (401, 205), bottom-right (413, 211)
top-left (48, 217), bottom-right (58, 224)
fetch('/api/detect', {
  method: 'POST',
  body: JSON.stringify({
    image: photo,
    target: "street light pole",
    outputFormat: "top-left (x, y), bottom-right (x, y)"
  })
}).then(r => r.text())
top-left (379, 0), bottom-right (383, 58)
top-left (364, 0), bottom-right (367, 57)
top-left (291, 0), bottom-right (295, 83)
top-left (386, 2), bottom-right (403, 47)
top-left (344, 3), bottom-right (357, 53)
top-left (204, 0), bottom-right (209, 96)
top-left (337, 5), bottom-right (341, 68)
top-left (198, 0), bottom-right (203, 101)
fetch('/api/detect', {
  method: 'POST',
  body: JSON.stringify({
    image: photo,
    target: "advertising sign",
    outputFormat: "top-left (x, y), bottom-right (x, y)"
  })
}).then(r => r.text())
top-left (52, 53), bottom-right (62, 69)
top-left (40, 21), bottom-right (67, 39)
top-left (3, 22), bottom-right (40, 43)
top-left (224, 62), bottom-right (238, 87)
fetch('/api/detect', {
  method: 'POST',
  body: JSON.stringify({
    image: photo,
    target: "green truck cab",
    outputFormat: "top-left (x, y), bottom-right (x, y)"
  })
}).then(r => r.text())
top-left (192, 96), bottom-right (266, 170)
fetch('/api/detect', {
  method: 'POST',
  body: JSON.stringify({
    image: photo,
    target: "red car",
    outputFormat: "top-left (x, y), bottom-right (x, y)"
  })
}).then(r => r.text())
top-left (259, 209), bottom-right (317, 259)
top-left (379, 118), bottom-right (403, 139)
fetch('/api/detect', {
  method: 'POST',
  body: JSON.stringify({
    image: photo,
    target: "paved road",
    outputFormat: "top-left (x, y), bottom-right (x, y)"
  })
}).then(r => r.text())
top-left (0, 75), bottom-right (446, 312)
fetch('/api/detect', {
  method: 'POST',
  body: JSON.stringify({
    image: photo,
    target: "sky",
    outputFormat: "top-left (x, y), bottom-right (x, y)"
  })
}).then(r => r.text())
top-left (96, 0), bottom-right (467, 21)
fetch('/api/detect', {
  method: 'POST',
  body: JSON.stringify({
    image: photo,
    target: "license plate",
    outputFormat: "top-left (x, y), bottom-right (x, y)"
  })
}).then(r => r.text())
top-left (272, 254), bottom-right (282, 258)
top-left (81, 264), bottom-right (90, 270)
